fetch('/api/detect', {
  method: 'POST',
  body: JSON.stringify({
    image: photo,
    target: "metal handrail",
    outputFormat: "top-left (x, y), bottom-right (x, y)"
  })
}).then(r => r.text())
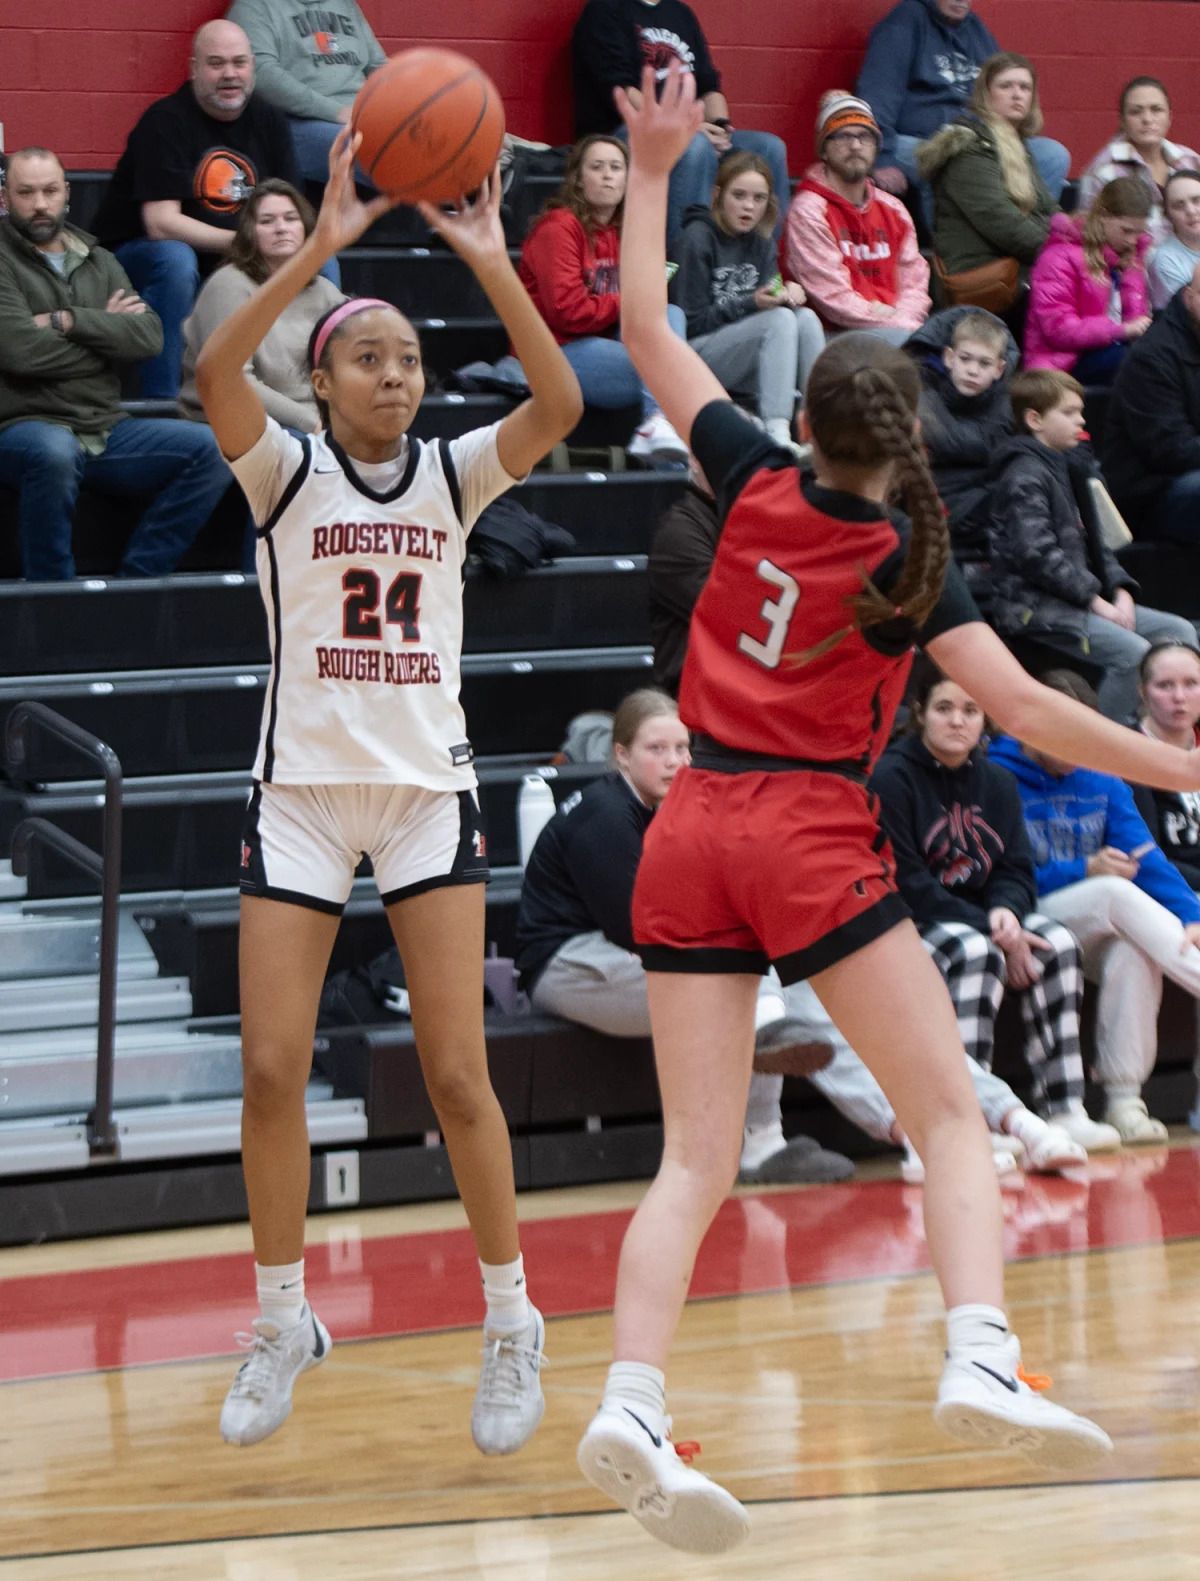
top-left (5, 703), bottom-right (124, 1157)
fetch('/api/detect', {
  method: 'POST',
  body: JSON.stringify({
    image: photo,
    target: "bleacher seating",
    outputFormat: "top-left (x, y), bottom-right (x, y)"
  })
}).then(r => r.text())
top-left (4, 162), bottom-right (1200, 1244)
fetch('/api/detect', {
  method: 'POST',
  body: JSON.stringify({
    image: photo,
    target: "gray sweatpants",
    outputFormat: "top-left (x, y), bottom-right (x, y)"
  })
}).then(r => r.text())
top-left (1037, 874), bottom-right (1200, 1096)
top-left (1083, 606), bottom-right (1198, 721)
top-left (781, 980), bottom-right (1026, 1139)
top-left (530, 931), bottom-right (790, 1130)
top-left (690, 306), bottom-right (826, 422)
top-left (533, 933), bottom-right (1025, 1141)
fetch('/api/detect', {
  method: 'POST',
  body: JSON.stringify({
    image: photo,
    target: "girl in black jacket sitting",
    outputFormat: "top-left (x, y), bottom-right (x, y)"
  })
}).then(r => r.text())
top-left (869, 664), bottom-right (1120, 1156)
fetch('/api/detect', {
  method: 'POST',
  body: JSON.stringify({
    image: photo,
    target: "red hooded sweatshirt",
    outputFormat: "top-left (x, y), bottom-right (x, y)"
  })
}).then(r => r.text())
top-left (786, 165), bottom-right (930, 330)
top-left (518, 208), bottom-right (622, 345)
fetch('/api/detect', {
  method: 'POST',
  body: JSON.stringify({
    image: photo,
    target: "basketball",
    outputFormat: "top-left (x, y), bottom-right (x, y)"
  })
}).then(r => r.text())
top-left (351, 48), bottom-right (506, 205)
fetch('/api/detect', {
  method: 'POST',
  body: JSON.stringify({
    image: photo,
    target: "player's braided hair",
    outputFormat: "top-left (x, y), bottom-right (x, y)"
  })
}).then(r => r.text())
top-left (804, 332), bottom-right (951, 635)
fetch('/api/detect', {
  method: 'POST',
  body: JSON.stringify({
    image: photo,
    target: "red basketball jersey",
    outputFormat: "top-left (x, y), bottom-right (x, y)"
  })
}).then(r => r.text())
top-left (681, 401), bottom-right (978, 768)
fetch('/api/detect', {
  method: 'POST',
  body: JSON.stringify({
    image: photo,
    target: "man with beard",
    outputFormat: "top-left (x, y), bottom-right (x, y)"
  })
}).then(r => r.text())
top-left (785, 92), bottom-right (930, 344)
top-left (0, 149), bottom-right (230, 580)
top-left (93, 19), bottom-right (299, 397)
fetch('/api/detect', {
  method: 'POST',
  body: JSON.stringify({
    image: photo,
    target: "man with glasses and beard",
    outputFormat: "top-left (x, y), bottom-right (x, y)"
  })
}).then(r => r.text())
top-left (0, 148), bottom-right (230, 580)
top-left (785, 93), bottom-right (930, 345)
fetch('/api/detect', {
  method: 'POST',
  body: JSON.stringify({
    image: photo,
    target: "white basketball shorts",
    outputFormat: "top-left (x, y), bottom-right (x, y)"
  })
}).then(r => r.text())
top-left (239, 782), bottom-right (489, 914)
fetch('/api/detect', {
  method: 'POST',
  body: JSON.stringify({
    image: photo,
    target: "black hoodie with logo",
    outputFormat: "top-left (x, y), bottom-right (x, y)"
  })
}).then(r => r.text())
top-left (868, 732), bottom-right (1036, 930)
top-left (671, 204), bottom-right (778, 338)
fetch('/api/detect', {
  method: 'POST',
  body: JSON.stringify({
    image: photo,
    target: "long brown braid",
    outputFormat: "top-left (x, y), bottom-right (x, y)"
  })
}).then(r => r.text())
top-left (796, 333), bottom-right (951, 653)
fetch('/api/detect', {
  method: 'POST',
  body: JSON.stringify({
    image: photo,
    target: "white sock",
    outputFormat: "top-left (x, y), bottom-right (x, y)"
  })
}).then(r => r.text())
top-left (744, 1071), bottom-right (783, 1131)
top-left (256, 1258), bottom-right (306, 1330)
top-left (946, 1302), bottom-right (1011, 1357)
top-left (602, 1360), bottom-right (667, 1423)
top-left (480, 1254), bottom-right (531, 1335)
top-left (754, 991), bottom-right (787, 1030)
top-left (1004, 1108), bottom-right (1051, 1152)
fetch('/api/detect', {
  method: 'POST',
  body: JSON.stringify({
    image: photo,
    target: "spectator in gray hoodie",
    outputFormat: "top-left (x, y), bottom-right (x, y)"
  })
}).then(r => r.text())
top-left (226, 0), bottom-right (388, 183)
top-left (671, 152), bottom-right (824, 448)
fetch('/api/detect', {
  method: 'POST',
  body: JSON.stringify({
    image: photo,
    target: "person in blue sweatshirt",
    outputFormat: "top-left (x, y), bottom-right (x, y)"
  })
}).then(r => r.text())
top-left (855, 0), bottom-right (1068, 220)
top-left (992, 668), bottom-right (1200, 1143)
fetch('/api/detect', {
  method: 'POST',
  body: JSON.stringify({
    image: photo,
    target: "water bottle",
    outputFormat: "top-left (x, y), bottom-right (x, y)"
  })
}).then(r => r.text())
top-left (517, 772), bottom-right (556, 868)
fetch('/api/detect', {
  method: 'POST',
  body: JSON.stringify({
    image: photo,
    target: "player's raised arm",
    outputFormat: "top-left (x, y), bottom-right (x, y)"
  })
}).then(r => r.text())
top-left (419, 173), bottom-right (582, 480)
top-left (929, 620), bottom-right (1200, 793)
top-left (616, 64), bottom-right (729, 447)
top-left (195, 129), bottom-right (396, 459)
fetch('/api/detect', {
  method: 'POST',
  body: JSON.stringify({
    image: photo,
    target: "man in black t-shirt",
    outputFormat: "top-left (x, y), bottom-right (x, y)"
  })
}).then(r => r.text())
top-left (571, 0), bottom-right (790, 242)
top-left (94, 19), bottom-right (301, 397)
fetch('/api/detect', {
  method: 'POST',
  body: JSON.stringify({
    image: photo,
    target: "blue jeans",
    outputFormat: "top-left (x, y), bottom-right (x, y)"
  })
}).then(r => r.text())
top-left (1155, 469), bottom-right (1200, 546)
top-left (117, 238), bottom-right (342, 399)
top-left (893, 132), bottom-right (1071, 231)
top-left (616, 125), bottom-right (790, 243)
top-left (561, 304), bottom-right (687, 420)
top-left (0, 417), bottom-right (233, 580)
top-left (289, 116), bottom-right (373, 187)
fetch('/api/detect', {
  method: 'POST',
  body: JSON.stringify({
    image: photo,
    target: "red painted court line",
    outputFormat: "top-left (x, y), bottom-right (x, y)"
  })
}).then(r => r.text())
top-left (2, 1148), bottom-right (1198, 1383)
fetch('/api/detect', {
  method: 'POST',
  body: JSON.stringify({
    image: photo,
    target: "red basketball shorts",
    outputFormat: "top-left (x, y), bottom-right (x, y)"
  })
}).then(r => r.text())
top-left (632, 766), bottom-right (909, 983)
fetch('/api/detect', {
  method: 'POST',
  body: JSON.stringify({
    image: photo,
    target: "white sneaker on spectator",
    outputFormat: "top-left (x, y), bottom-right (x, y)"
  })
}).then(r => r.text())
top-left (901, 1138), bottom-right (1021, 1186)
top-left (935, 1335), bottom-right (1113, 1472)
top-left (1050, 1103), bottom-right (1122, 1152)
top-left (220, 1303), bottom-right (330, 1446)
top-left (1023, 1122), bottom-right (1088, 1174)
top-left (1105, 1096), bottom-right (1168, 1145)
top-left (627, 412), bottom-right (688, 465)
top-left (577, 1405), bottom-right (749, 1553)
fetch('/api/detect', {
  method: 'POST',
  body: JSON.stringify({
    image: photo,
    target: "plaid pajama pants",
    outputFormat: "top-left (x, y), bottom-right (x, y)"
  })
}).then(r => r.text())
top-left (918, 915), bottom-right (1085, 1112)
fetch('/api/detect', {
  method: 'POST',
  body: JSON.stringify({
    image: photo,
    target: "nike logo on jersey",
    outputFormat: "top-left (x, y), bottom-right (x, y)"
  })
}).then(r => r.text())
top-left (623, 1408), bottom-right (663, 1447)
top-left (972, 1361), bottom-right (1019, 1393)
top-left (313, 465), bottom-right (343, 474)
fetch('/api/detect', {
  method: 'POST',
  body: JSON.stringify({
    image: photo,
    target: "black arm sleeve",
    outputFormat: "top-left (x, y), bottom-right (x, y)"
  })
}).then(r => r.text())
top-left (561, 795), bottom-right (646, 952)
top-left (690, 398), bottom-right (788, 515)
top-left (979, 769), bottom-right (1038, 918)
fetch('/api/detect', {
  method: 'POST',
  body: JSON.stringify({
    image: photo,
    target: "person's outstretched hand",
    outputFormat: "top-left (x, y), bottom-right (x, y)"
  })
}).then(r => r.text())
top-left (313, 126), bottom-right (399, 255)
top-left (615, 63), bottom-right (704, 177)
top-left (417, 169), bottom-right (508, 277)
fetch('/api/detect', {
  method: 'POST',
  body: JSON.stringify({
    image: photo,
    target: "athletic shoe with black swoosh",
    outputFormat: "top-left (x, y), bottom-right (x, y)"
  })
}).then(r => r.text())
top-left (934, 1334), bottom-right (1113, 1471)
top-left (577, 1405), bottom-right (750, 1553)
top-left (219, 1302), bottom-right (331, 1446)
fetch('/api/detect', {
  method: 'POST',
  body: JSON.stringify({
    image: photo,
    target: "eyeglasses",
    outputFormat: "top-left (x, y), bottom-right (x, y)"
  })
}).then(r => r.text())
top-left (826, 129), bottom-right (878, 146)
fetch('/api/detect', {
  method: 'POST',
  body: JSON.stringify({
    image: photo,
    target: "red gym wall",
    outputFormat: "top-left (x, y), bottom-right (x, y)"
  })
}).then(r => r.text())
top-left (4, 1), bottom-right (1200, 174)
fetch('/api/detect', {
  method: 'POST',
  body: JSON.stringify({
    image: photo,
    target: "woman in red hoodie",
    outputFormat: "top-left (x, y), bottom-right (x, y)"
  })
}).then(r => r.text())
top-left (520, 136), bottom-right (688, 464)
top-left (1025, 177), bottom-right (1153, 383)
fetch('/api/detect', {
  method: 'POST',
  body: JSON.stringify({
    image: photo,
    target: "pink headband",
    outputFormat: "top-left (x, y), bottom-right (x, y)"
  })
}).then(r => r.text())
top-left (312, 297), bottom-right (398, 367)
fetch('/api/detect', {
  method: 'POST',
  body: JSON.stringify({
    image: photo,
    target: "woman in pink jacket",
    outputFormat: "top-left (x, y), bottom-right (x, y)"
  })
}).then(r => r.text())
top-left (1025, 178), bottom-right (1152, 384)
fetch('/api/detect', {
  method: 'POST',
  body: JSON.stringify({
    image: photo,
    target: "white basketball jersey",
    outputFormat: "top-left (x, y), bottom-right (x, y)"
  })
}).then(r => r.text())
top-left (230, 417), bottom-right (517, 789)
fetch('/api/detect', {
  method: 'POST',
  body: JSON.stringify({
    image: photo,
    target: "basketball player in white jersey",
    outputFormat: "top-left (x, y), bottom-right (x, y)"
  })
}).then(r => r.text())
top-left (194, 126), bottom-right (583, 1453)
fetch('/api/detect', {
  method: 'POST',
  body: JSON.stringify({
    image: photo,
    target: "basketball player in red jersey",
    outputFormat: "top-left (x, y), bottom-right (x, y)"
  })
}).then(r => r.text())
top-left (576, 67), bottom-right (1200, 1554)
top-left (195, 129), bottom-right (581, 1455)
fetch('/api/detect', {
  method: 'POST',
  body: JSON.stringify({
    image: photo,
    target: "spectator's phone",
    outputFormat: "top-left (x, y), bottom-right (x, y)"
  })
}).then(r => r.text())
top-left (768, 273), bottom-right (783, 296)
top-left (1129, 842), bottom-right (1155, 860)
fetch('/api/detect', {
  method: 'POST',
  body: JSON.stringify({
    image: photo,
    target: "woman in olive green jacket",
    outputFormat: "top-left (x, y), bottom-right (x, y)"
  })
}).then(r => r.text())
top-left (919, 52), bottom-right (1058, 277)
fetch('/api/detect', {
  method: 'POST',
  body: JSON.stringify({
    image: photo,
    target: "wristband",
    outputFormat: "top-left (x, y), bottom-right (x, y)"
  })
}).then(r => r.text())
top-left (50, 309), bottom-right (65, 333)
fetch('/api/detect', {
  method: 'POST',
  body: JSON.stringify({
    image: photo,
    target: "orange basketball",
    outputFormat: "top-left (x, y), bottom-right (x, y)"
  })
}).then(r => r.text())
top-left (351, 48), bottom-right (506, 205)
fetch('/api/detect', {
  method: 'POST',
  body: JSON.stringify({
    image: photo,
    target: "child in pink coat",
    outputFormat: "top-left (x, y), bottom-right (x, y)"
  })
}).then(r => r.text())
top-left (1025, 178), bottom-right (1152, 384)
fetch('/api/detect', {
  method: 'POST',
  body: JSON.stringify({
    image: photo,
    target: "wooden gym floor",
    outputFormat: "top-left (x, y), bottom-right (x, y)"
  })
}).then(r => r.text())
top-left (2, 1144), bottom-right (1199, 1578)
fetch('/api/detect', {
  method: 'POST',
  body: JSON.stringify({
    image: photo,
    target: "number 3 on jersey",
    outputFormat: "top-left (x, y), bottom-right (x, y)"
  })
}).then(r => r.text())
top-left (343, 568), bottom-right (422, 642)
top-left (737, 559), bottom-right (800, 669)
